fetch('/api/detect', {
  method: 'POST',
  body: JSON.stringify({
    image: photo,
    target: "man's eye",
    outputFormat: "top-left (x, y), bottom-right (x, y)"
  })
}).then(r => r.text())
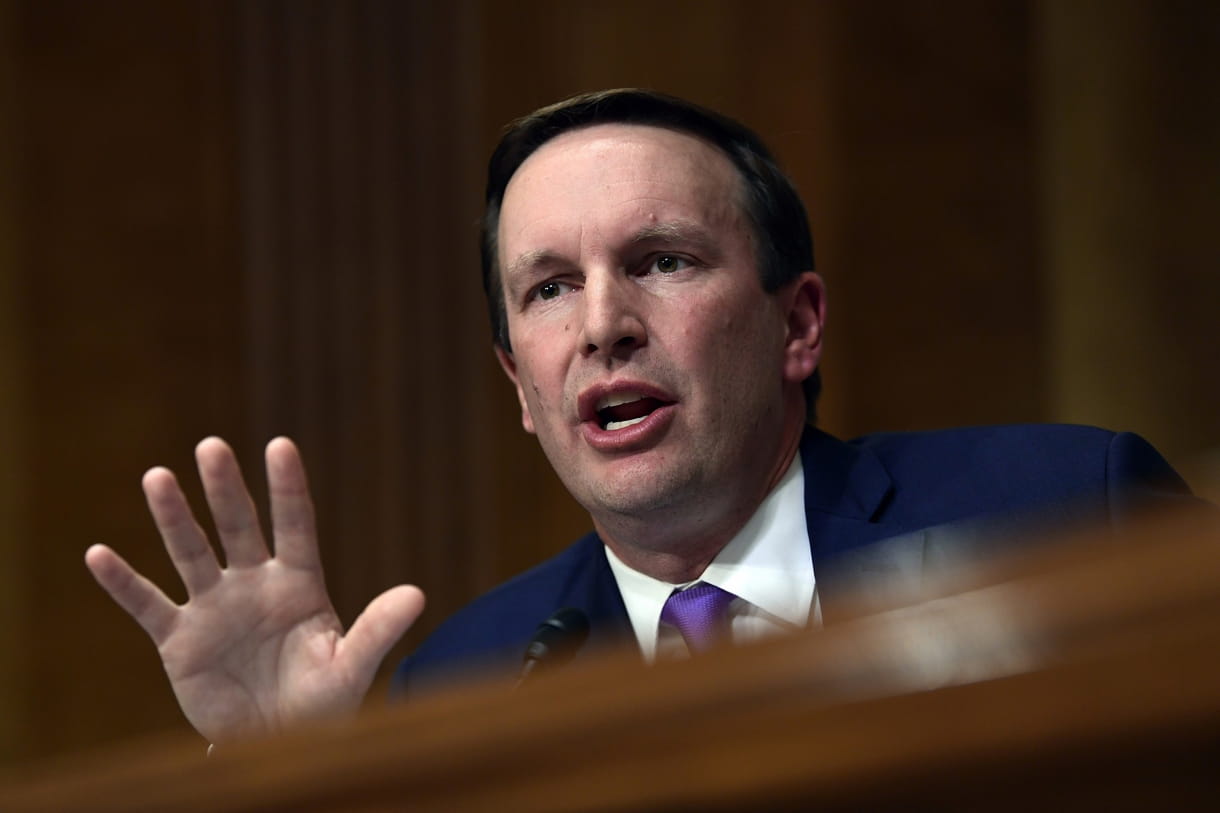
top-left (652, 255), bottom-right (690, 274)
top-left (536, 281), bottom-right (566, 301)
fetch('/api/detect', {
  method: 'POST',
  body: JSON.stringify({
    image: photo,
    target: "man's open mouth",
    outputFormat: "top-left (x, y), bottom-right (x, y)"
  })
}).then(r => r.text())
top-left (595, 394), bottom-right (671, 431)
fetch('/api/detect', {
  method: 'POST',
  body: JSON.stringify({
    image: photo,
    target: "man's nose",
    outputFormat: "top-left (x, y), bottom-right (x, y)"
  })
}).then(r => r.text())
top-left (579, 273), bottom-right (647, 358)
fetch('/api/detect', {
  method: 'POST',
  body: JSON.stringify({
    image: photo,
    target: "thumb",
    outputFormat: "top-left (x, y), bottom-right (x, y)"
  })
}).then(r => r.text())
top-left (339, 584), bottom-right (426, 678)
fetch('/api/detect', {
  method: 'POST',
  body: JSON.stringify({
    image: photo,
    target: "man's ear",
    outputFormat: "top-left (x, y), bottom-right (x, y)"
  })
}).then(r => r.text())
top-left (494, 345), bottom-right (536, 434)
top-left (781, 272), bottom-right (826, 384)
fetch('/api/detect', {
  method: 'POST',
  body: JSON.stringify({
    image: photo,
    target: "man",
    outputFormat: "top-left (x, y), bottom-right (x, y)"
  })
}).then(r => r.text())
top-left (85, 89), bottom-right (1190, 746)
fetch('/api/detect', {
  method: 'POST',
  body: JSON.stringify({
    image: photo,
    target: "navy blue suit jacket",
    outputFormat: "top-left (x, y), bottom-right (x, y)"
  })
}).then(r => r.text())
top-left (392, 424), bottom-right (1190, 695)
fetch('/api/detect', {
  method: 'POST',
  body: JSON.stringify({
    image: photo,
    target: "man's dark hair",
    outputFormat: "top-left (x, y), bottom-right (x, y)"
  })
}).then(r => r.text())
top-left (481, 88), bottom-right (821, 416)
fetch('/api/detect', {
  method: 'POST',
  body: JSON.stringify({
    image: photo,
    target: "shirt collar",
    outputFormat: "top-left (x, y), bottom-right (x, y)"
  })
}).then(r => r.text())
top-left (604, 453), bottom-right (813, 660)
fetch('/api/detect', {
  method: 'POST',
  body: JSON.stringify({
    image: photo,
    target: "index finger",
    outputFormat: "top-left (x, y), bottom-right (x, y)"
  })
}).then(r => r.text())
top-left (265, 437), bottom-right (322, 571)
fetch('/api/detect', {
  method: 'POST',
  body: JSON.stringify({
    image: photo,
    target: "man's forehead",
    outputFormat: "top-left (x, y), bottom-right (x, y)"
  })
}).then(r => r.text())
top-left (507, 122), bottom-right (734, 188)
top-left (498, 123), bottom-right (745, 255)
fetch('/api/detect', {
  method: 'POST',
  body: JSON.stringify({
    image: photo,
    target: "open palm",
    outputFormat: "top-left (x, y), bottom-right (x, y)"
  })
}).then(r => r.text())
top-left (85, 437), bottom-right (424, 744)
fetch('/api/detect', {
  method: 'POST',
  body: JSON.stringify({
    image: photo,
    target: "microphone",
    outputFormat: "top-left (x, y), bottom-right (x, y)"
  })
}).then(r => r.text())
top-left (516, 608), bottom-right (590, 688)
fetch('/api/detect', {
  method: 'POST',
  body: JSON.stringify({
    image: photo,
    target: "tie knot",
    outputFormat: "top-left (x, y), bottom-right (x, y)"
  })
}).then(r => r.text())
top-left (661, 582), bottom-right (737, 653)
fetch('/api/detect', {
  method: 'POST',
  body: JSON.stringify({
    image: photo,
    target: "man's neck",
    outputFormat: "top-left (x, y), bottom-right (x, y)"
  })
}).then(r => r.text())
top-left (595, 509), bottom-right (754, 583)
top-left (594, 402), bottom-right (807, 583)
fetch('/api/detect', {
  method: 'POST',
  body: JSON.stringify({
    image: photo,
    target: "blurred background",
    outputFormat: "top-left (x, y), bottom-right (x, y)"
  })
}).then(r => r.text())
top-left (0, 0), bottom-right (1216, 764)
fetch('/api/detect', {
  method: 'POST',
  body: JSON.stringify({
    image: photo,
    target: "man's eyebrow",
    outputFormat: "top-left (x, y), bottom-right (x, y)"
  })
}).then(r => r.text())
top-left (505, 249), bottom-right (565, 278)
top-left (505, 222), bottom-right (719, 278)
top-left (629, 221), bottom-right (718, 252)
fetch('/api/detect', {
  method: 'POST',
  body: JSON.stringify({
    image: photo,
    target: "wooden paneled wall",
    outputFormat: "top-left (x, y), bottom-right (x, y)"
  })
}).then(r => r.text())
top-left (2, 0), bottom-right (248, 762)
top-left (1038, 0), bottom-right (1220, 462)
top-left (0, 0), bottom-right (27, 764)
top-left (0, 0), bottom-right (1216, 764)
top-left (229, 0), bottom-right (501, 655)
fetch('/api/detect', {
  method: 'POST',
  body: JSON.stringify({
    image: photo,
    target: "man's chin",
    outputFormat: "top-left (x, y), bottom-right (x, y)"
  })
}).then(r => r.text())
top-left (575, 470), bottom-right (700, 523)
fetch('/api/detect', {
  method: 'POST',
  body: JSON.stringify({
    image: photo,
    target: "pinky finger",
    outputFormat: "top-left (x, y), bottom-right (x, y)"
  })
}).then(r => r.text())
top-left (85, 544), bottom-right (179, 645)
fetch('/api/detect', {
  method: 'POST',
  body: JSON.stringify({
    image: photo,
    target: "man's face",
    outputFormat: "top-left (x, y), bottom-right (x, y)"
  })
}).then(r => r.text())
top-left (496, 123), bottom-right (818, 540)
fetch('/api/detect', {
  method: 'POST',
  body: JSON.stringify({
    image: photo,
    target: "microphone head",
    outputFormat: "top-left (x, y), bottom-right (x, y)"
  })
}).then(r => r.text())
top-left (523, 607), bottom-right (590, 668)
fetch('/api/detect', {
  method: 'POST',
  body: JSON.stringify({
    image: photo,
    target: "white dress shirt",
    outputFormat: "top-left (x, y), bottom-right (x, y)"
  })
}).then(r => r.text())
top-left (604, 454), bottom-right (818, 661)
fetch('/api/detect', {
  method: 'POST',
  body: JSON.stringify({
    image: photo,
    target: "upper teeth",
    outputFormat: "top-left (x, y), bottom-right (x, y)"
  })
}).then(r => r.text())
top-left (596, 393), bottom-right (644, 411)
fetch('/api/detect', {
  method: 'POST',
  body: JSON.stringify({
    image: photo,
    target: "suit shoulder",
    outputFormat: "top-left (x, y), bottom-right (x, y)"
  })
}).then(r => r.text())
top-left (846, 424), bottom-right (1180, 524)
top-left (851, 423), bottom-right (1117, 465)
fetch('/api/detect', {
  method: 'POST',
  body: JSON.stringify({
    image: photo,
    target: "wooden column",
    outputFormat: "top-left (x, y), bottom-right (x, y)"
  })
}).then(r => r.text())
top-left (0, 0), bottom-right (31, 765)
top-left (5, 0), bottom-right (246, 758)
top-left (231, 0), bottom-right (500, 649)
top-left (1037, 0), bottom-right (1220, 464)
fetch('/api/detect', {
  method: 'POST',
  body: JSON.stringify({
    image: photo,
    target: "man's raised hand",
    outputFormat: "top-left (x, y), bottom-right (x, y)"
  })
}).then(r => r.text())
top-left (84, 437), bottom-right (425, 745)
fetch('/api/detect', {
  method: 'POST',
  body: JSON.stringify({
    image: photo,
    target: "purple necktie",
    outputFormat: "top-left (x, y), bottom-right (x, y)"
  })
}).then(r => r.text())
top-left (661, 582), bottom-right (737, 653)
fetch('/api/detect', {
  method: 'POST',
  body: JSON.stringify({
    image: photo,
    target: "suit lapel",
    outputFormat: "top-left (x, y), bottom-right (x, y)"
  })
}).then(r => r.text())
top-left (573, 428), bottom-right (930, 642)
top-left (799, 428), bottom-right (930, 620)
top-left (553, 533), bottom-right (636, 660)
